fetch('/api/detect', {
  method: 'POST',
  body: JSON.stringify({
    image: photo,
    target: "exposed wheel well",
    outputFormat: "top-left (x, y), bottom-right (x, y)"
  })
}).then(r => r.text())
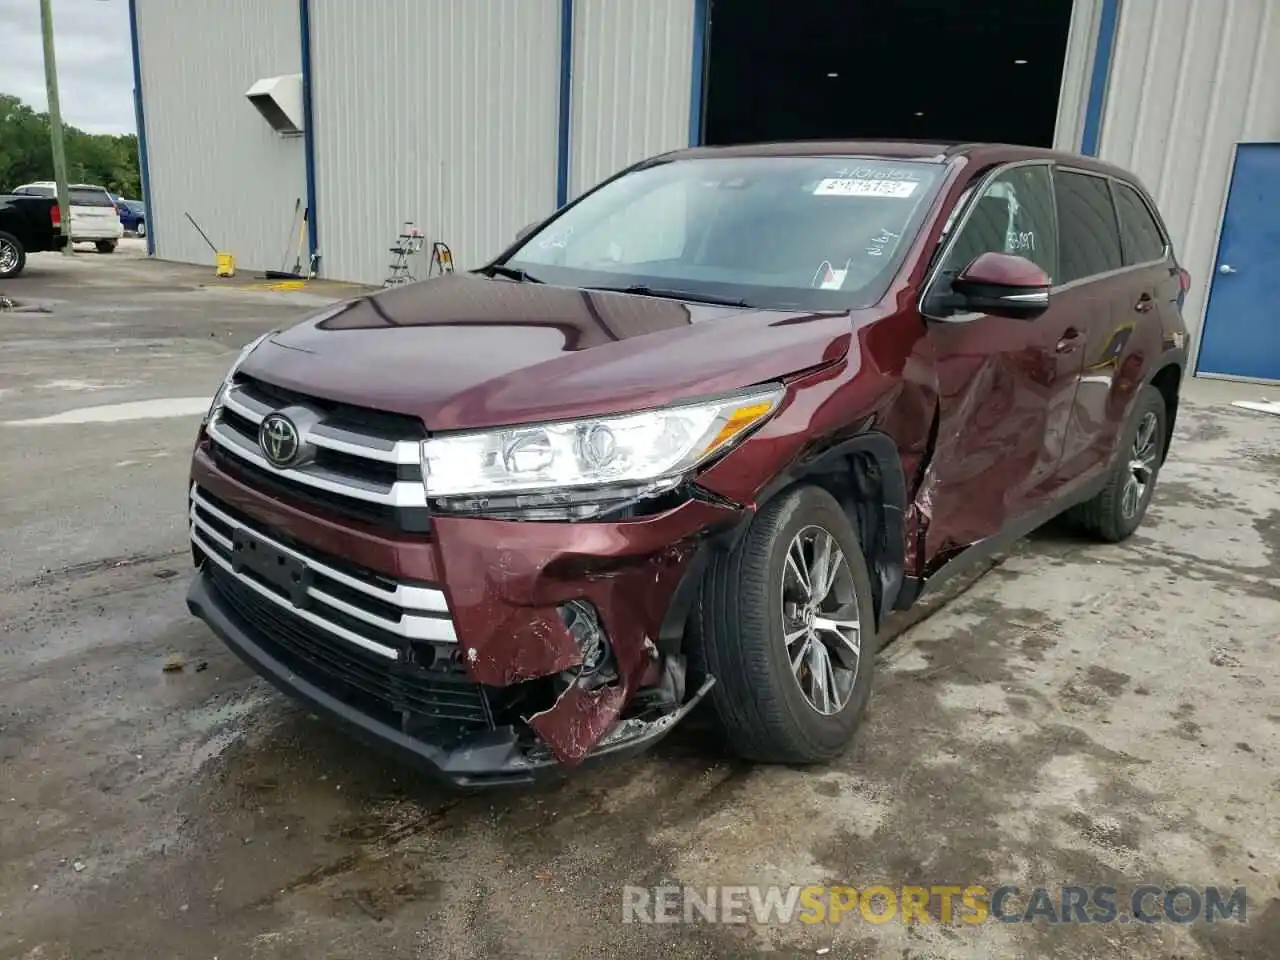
top-left (756, 437), bottom-right (907, 629)
top-left (1150, 362), bottom-right (1182, 464)
top-left (663, 435), bottom-right (908, 653)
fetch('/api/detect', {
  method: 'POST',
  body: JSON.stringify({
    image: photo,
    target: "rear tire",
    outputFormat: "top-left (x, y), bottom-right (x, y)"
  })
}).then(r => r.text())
top-left (135, 221), bottom-right (146, 238)
top-left (691, 485), bottom-right (878, 764)
top-left (0, 230), bottom-right (26, 279)
top-left (95, 240), bottom-right (117, 254)
top-left (1067, 385), bottom-right (1167, 542)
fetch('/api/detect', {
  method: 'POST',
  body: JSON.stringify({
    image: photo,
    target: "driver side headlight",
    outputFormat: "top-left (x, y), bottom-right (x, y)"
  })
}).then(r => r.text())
top-left (421, 386), bottom-right (785, 507)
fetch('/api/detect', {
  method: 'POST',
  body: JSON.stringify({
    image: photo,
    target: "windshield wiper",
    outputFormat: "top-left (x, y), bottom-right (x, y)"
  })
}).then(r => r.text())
top-left (477, 263), bottom-right (543, 283)
top-left (586, 284), bottom-right (749, 308)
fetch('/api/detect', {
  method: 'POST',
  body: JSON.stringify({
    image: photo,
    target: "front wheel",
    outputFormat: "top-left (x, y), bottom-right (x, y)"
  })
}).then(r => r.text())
top-left (135, 221), bottom-right (146, 238)
top-left (1067, 385), bottom-right (1167, 542)
top-left (691, 485), bottom-right (878, 764)
top-left (95, 240), bottom-right (117, 254)
top-left (0, 230), bottom-right (26, 279)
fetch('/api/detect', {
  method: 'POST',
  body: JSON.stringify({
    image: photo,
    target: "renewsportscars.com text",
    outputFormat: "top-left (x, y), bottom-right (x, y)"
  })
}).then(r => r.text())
top-left (621, 884), bottom-right (1248, 926)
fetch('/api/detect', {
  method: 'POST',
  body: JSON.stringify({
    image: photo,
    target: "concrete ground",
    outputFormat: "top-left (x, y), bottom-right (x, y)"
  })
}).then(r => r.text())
top-left (0, 246), bottom-right (1277, 959)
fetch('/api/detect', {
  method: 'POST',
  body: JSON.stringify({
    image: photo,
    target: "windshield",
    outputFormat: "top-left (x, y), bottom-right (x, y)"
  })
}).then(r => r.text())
top-left (506, 156), bottom-right (944, 310)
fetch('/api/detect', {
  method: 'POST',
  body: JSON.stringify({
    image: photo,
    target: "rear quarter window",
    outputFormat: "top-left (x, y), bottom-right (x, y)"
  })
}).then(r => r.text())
top-left (1112, 181), bottom-right (1167, 264)
top-left (1054, 170), bottom-right (1124, 283)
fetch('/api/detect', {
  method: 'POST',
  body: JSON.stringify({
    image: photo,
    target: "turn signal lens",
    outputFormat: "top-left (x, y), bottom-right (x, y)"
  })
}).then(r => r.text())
top-left (706, 401), bottom-right (779, 455)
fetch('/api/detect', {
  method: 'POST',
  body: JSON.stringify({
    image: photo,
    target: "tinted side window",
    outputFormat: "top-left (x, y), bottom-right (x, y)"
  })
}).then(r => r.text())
top-left (1055, 170), bottom-right (1123, 283)
top-left (1112, 181), bottom-right (1167, 264)
top-left (941, 164), bottom-right (1058, 281)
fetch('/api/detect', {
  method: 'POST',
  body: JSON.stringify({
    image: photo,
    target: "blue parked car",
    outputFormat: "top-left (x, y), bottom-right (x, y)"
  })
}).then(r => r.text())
top-left (110, 195), bottom-right (147, 237)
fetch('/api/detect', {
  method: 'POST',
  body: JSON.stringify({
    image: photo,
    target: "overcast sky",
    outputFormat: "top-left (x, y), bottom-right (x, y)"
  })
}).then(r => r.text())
top-left (0, 0), bottom-right (135, 135)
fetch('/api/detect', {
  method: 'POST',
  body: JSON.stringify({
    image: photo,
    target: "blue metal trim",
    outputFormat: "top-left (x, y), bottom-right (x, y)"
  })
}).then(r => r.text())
top-left (1081, 0), bottom-right (1121, 156)
top-left (688, 0), bottom-right (709, 146)
top-left (299, 0), bottom-right (320, 272)
top-left (127, 0), bottom-right (155, 255)
top-left (556, 0), bottom-right (574, 208)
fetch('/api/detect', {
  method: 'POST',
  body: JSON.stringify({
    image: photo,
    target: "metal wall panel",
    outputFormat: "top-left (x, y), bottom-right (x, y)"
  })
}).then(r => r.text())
top-left (134, 0), bottom-right (305, 270)
top-left (1099, 0), bottom-right (1280, 361)
top-left (310, 0), bottom-right (561, 285)
top-left (1053, 0), bottom-right (1102, 151)
top-left (569, 0), bottom-right (697, 198)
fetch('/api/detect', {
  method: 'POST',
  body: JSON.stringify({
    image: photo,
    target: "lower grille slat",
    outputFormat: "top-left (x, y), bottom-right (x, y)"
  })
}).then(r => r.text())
top-left (190, 482), bottom-right (493, 736)
top-left (208, 567), bottom-right (493, 733)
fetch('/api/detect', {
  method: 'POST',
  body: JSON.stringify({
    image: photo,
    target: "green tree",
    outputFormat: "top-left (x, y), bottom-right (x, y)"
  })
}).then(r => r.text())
top-left (1, 93), bottom-right (141, 198)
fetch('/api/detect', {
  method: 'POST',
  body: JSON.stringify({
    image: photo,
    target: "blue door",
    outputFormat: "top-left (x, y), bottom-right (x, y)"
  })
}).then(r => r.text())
top-left (1197, 143), bottom-right (1280, 381)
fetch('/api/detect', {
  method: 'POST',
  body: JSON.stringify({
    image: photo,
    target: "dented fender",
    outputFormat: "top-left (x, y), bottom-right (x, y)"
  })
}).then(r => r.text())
top-left (429, 500), bottom-right (740, 763)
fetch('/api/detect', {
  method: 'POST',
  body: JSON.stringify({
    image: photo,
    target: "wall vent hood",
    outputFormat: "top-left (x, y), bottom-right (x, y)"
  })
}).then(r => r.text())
top-left (246, 74), bottom-right (304, 136)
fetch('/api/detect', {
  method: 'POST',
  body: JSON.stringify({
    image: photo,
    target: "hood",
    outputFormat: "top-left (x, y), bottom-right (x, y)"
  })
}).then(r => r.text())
top-left (239, 274), bottom-right (853, 431)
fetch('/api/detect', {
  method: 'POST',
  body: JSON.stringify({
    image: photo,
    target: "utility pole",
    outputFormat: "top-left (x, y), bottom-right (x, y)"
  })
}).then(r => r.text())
top-left (39, 0), bottom-right (73, 254)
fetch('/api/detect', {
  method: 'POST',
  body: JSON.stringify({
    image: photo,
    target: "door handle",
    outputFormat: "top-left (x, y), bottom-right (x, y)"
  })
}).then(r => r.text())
top-left (1219, 264), bottom-right (1237, 275)
top-left (1056, 327), bottom-right (1081, 353)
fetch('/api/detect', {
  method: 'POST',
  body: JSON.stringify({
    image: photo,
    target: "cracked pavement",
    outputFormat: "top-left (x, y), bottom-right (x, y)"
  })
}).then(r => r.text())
top-left (1, 247), bottom-right (1277, 958)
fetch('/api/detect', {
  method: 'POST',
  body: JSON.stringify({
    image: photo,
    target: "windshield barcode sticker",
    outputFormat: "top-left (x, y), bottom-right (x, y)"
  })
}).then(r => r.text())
top-left (813, 178), bottom-right (918, 198)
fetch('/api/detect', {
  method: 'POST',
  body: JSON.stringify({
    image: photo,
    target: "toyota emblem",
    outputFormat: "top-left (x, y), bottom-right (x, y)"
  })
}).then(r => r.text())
top-left (259, 413), bottom-right (300, 467)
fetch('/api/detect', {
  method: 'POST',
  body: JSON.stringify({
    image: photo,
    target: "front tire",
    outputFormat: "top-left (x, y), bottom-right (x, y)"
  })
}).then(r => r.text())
top-left (95, 240), bottom-right (117, 254)
top-left (1068, 384), bottom-right (1167, 542)
top-left (0, 230), bottom-right (26, 279)
top-left (135, 220), bottom-right (146, 238)
top-left (692, 485), bottom-right (878, 764)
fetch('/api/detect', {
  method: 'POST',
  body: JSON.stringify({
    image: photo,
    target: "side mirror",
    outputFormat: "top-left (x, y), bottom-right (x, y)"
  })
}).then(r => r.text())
top-left (514, 221), bottom-right (538, 243)
top-left (950, 252), bottom-right (1051, 320)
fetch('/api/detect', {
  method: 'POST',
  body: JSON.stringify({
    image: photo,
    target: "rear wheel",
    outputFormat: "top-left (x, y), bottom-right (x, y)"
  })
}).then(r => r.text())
top-left (691, 485), bottom-right (877, 764)
top-left (0, 231), bottom-right (26, 279)
top-left (1067, 385), bottom-right (1167, 542)
top-left (135, 220), bottom-right (146, 238)
top-left (95, 240), bottom-right (117, 254)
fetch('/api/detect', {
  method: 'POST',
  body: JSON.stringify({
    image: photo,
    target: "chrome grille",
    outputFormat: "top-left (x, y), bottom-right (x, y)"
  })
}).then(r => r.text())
top-left (188, 485), bottom-right (455, 660)
top-left (206, 378), bottom-right (429, 529)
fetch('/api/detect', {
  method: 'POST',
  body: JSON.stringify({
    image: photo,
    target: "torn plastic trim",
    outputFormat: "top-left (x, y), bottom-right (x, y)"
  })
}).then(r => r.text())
top-left (526, 674), bottom-right (716, 766)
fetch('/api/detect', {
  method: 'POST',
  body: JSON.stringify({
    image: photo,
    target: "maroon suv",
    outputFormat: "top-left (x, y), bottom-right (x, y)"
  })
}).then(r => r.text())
top-left (187, 141), bottom-right (1188, 786)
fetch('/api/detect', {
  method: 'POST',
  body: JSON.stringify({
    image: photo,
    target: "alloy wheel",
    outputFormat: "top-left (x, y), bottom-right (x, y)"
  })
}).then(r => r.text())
top-left (1122, 411), bottom-right (1160, 519)
top-left (780, 525), bottom-right (862, 715)
top-left (0, 238), bottom-right (17, 274)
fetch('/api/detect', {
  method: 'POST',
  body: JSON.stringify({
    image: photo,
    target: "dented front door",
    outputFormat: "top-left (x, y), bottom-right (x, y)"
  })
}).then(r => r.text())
top-left (913, 162), bottom-right (1081, 571)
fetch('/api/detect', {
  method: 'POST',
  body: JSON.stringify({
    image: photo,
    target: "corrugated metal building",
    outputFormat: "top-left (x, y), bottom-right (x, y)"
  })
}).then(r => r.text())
top-left (129, 0), bottom-right (1279, 381)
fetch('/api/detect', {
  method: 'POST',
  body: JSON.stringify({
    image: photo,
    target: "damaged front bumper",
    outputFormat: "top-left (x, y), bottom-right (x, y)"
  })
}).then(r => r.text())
top-left (186, 447), bottom-right (738, 787)
top-left (189, 567), bottom-right (714, 786)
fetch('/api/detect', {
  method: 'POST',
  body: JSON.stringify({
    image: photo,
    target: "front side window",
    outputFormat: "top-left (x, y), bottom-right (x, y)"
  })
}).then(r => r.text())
top-left (939, 164), bottom-right (1058, 281)
top-left (1055, 170), bottom-right (1124, 283)
top-left (1112, 181), bottom-right (1167, 265)
top-left (507, 156), bottom-right (946, 310)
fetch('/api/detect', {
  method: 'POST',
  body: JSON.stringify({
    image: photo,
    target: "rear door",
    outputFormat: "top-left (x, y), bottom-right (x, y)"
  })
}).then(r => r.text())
top-left (1051, 170), bottom-right (1171, 482)
top-left (918, 161), bottom-right (1083, 566)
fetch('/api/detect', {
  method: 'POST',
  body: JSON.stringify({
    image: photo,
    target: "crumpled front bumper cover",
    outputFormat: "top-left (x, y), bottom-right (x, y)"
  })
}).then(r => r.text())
top-left (188, 568), bottom-right (713, 787)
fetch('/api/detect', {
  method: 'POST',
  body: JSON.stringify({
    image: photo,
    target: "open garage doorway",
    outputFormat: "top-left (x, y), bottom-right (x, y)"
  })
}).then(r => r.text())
top-left (701, 0), bottom-right (1075, 148)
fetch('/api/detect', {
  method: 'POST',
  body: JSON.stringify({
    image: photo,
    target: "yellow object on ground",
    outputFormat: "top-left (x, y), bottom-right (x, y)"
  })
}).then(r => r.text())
top-left (215, 252), bottom-right (236, 277)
